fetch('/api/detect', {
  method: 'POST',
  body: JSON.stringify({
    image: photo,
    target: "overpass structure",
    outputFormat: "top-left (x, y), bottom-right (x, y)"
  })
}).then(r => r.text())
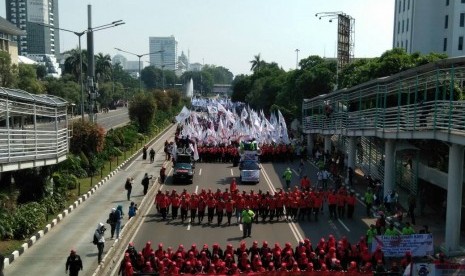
top-left (0, 88), bottom-right (69, 172)
top-left (302, 56), bottom-right (465, 255)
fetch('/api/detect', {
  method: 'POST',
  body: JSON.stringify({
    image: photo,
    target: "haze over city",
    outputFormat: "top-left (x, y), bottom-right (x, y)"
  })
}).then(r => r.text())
top-left (0, 0), bottom-right (394, 76)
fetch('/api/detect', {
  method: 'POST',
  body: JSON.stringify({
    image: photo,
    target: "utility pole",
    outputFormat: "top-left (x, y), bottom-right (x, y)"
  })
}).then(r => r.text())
top-left (295, 49), bottom-right (300, 69)
top-left (87, 4), bottom-right (96, 123)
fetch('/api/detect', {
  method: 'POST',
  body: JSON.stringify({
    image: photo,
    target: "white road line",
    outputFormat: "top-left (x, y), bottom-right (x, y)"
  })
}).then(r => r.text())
top-left (292, 169), bottom-right (299, 175)
top-left (195, 185), bottom-right (198, 194)
top-left (337, 218), bottom-right (351, 232)
top-left (199, 168), bottom-right (202, 176)
top-left (231, 169), bottom-right (234, 176)
top-left (187, 224), bottom-right (191, 231)
top-left (239, 224), bottom-right (243, 231)
top-left (261, 165), bottom-right (303, 243)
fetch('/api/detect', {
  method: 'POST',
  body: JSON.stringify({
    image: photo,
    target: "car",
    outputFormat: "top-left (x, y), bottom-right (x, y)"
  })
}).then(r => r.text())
top-left (239, 161), bottom-right (260, 184)
top-left (172, 154), bottom-right (195, 184)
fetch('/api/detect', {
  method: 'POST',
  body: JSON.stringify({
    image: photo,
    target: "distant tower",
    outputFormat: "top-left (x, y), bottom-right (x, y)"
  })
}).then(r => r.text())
top-left (149, 36), bottom-right (178, 71)
top-left (6, 0), bottom-right (60, 56)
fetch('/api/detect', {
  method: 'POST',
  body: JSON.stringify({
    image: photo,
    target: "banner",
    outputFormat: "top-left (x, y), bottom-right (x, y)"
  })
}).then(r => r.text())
top-left (433, 263), bottom-right (465, 276)
top-left (372, 234), bottom-right (434, 257)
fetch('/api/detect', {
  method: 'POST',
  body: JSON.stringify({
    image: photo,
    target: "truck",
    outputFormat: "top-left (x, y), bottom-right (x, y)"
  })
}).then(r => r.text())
top-left (172, 147), bottom-right (195, 184)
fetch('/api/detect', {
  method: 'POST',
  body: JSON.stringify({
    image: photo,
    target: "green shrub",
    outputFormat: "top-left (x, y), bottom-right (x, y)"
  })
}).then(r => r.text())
top-left (79, 151), bottom-right (89, 169)
top-left (12, 202), bottom-right (46, 239)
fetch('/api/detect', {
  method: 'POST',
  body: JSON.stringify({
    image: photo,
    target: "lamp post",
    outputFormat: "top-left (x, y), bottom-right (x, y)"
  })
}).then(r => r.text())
top-left (114, 48), bottom-right (164, 92)
top-left (38, 19), bottom-right (124, 121)
top-left (295, 49), bottom-right (300, 70)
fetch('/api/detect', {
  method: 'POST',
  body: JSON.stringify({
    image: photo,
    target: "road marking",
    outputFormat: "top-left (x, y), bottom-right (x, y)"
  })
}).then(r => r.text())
top-left (199, 168), bottom-right (202, 176)
top-left (195, 185), bottom-right (198, 194)
top-left (292, 169), bottom-right (299, 175)
top-left (239, 223), bottom-right (243, 231)
top-left (261, 165), bottom-right (304, 243)
top-left (231, 169), bottom-right (233, 176)
top-left (187, 223), bottom-right (191, 231)
top-left (337, 218), bottom-right (351, 232)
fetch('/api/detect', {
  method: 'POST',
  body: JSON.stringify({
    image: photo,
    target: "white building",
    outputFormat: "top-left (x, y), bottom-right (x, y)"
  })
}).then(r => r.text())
top-left (149, 36), bottom-right (177, 71)
top-left (393, 0), bottom-right (465, 56)
top-left (6, 0), bottom-right (60, 56)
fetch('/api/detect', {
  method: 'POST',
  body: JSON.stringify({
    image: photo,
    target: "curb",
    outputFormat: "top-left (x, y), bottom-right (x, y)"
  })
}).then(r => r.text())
top-left (3, 124), bottom-right (174, 268)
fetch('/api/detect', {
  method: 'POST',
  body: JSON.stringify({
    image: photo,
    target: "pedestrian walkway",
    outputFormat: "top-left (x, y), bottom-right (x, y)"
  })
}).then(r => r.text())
top-left (3, 125), bottom-right (175, 276)
top-left (335, 166), bottom-right (450, 249)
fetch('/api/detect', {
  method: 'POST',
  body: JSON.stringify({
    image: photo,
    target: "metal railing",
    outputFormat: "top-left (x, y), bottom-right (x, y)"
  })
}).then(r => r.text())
top-left (0, 88), bottom-right (69, 169)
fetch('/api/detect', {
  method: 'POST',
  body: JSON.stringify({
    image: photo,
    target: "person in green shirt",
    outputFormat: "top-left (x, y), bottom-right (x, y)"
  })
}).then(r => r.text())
top-left (384, 224), bottom-right (398, 236)
top-left (402, 222), bottom-right (416, 235)
top-left (282, 168), bottom-right (293, 190)
top-left (366, 224), bottom-right (377, 252)
top-left (242, 206), bottom-right (255, 239)
top-left (364, 188), bottom-right (375, 217)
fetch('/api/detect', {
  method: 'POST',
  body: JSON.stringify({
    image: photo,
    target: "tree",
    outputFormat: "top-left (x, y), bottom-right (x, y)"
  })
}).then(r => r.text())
top-left (141, 66), bottom-right (162, 89)
top-left (250, 54), bottom-right (264, 72)
top-left (18, 64), bottom-right (45, 94)
top-left (35, 65), bottom-right (47, 80)
top-left (231, 74), bottom-right (251, 102)
top-left (63, 48), bottom-right (87, 82)
top-left (69, 120), bottom-right (105, 157)
top-left (95, 53), bottom-right (112, 83)
top-left (0, 51), bottom-right (18, 87)
top-left (128, 92), bottom-right (157, 133)
top-left (202, 65), bottom-right (234, 84)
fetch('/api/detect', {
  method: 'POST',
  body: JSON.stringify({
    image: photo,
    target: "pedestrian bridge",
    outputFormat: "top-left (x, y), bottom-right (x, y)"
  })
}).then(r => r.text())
top-left (0, 88), bottom-right (69, 172)
top-left (301, 56), bottom-right (465, 255)
top-left (302, 56), bottom-right (465, 145)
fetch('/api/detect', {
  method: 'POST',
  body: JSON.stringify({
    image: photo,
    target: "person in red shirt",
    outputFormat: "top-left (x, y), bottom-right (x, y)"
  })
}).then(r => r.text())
top-left (171, 195), bottom-right (180, 220)
top-left (300, 175), bottom-right (311, 191)
top-left (216, 198), bottom-right (226, 226)
top-left (328, 190), bottom-right (338, 219)
top-left (197, 196), bottom-right (206, 224)
top-left (225, 198), bottom-right (235, 225)
top-left (206, 196), bottom-right (217, 224)
top-left (180, 196), bottom-right (189, 223)
top-left (189, 194), bottom-right (199, 223)
top-left (346, 192), bottom-right (356, 219)
top-left (230, 178), bottom-right (237, 193)
top-left (313, 192), bottom-right (323, 221)
top-left (156, 194), bottom-right (170, 220)
top-left (337, 191), bottom-right (346, 219)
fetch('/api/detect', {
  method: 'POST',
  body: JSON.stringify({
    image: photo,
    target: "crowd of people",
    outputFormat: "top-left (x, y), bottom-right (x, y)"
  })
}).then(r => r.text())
top-left (118, 236), bottom-right (428, 275)
top-left (154, 186), bottom-right (357, 225)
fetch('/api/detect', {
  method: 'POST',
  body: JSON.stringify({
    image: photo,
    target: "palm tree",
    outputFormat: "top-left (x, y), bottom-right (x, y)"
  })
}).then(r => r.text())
top-left (63, 48), bottom-right (87, 81)
top-left (250, 54), bottom-right (263, 72)
top-left (95, 53), bottom-right (112, 83)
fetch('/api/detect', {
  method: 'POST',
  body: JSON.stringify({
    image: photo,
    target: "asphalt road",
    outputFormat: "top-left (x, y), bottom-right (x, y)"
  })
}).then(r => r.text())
top-left (4, 124), bottom-right (176, 276)
top-left (129, 156), bottom-right (372, 260)
top-left (93, 107), bottom-right (130, 130)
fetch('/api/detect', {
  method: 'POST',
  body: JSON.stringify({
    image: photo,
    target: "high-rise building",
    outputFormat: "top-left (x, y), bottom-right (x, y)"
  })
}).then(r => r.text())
top-left (393, 0), bottom-right (465, 57)
top-left (6, 0), bottom-right (60, 56)
top-left (149, 36), bottom-right (177, 71)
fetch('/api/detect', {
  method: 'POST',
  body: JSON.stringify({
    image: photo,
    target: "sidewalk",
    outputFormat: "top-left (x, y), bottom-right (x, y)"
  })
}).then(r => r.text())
top-left (3, 125), bottom-right (175, 275)
top-left (342, 167), bottom-right (447, 248)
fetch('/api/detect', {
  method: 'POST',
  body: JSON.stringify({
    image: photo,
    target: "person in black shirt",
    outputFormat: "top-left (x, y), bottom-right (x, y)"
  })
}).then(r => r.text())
top-left (65, 249), bottom-right (83, 276)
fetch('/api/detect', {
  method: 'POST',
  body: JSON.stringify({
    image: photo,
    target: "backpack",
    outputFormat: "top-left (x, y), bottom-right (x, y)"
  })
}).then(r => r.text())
top-left (93, 232), bottom-right (98, 245)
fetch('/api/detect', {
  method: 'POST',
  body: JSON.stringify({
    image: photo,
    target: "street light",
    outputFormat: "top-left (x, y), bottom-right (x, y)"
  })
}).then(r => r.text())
top-left (114, 48), bottom-right (164, 92)
top-left (38, 20), bottom-right (125, 121)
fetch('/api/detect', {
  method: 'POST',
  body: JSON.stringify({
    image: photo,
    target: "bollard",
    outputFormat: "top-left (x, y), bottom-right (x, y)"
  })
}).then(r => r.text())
top-left (117, 155), bottom-right (119, 166)
top-left (124, 150), bottom-right (126, 160)
top-left (100, 167), bottom-right (103, 178)
top-left (78, 182), bottom-right (81, 196)
top-left (110, 160), bottom-right (112, 171)
top-left (90, 175), bottom-right (93, 187)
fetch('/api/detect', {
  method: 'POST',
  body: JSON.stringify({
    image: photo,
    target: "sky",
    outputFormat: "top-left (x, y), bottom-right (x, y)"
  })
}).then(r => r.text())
top-left (1, 1), bottom-right (394, 76)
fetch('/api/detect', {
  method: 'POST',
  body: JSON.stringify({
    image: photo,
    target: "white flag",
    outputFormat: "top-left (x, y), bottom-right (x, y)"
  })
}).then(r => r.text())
top-left (175, 106), bottom-right (191, 123)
